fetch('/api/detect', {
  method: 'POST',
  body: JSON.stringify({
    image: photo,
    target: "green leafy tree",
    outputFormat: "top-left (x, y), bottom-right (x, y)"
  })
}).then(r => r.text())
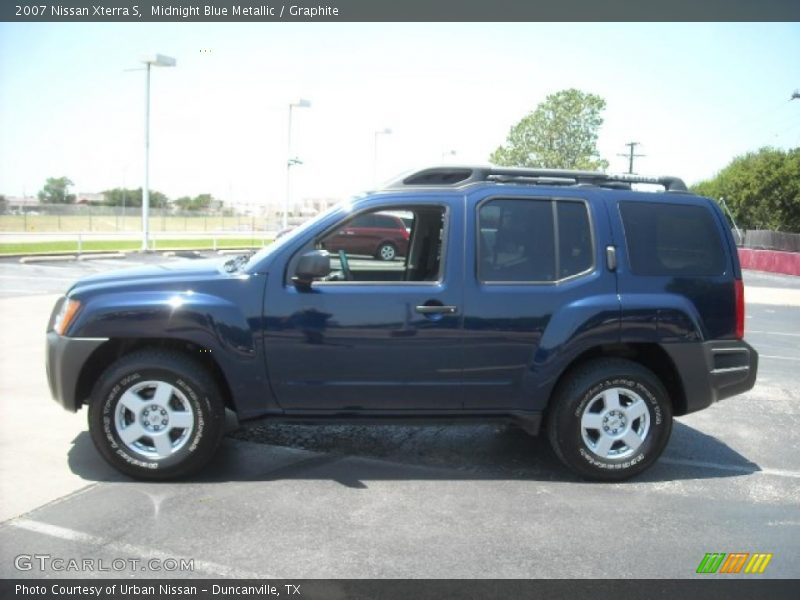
top-left (102, 187), bottom-right (169, 209)
top-left (491, 89), bottom-right (609, 170)
top-left (174, 193), bottom-right (215, 211)
top-left (0, 194), bottom-right (7, 214)
top-left (692, 147), bottom-right (800, 232)
top-left (173, 196), bottom-right (194, 210)
top-left (38, 177), bottom-right (76, 204)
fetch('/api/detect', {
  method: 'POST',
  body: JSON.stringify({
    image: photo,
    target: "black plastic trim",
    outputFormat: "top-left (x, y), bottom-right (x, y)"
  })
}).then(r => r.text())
top-left (662, 339), bottom-right (758, 414)
top-left (45, 332), bottom-right (108, 412)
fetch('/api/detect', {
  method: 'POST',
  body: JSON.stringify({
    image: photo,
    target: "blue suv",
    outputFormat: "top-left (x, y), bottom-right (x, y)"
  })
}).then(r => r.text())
top-left (46, 166), bottom-right (758, 481)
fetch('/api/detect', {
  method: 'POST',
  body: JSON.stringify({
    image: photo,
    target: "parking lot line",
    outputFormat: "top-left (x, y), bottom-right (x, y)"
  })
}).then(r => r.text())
top-left (759, 354), bottom-right (800, 362)
top-left (9, 518), bottom-right (267, 579)
top-left (659, 458), bottom-right (800, 480)
top-left (748, 331), bottom-right (800, 337)
top-left (0, 274), bottom-right (76, 281)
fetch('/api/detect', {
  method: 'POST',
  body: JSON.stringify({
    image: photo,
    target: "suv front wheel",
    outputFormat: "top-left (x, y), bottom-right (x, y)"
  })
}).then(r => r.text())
top-left (88, 350), bottom-right (225, 480)
top-left (547, 358), bottom-right (673, 481)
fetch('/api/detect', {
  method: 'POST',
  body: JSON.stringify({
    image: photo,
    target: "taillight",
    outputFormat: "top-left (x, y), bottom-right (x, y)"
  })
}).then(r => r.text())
top-left (734, 279), bottom-right (745, 339)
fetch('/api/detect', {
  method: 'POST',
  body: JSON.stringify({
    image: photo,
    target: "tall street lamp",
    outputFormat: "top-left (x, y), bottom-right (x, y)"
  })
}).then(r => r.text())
top-left (284, 98), bottom-right (311, 229)
top-left (140, 53), bottom-right (176, 251)
top-left (373, 128), bottom-right (392, 187)
top-left (441, 149), bottom-right (457, 162)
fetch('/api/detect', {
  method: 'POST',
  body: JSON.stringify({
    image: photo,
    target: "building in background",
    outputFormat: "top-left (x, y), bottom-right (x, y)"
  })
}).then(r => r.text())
top-left (4, 195), bottom-right (40, 213)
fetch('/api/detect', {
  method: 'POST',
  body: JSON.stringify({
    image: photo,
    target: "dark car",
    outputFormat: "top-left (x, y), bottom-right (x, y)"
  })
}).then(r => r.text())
top-left (46, 166), bottom-right (757, 481)
top-left (321, 211), bottom-right (409, 260)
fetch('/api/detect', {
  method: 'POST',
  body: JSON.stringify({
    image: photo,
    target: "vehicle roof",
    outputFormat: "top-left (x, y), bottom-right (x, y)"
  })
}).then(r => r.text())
top-left (378, 165), bottom-right (695, 198)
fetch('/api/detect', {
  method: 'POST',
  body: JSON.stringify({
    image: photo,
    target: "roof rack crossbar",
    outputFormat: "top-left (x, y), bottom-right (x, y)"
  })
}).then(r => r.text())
top-left (391, 166), bottom-right (687, 192)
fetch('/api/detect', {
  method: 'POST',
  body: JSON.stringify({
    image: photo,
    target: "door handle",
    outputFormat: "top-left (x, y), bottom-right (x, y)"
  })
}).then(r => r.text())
top-left (415, 305), bottom-right (458, 315)
top-left (606, 245), bottom-right (617, 271)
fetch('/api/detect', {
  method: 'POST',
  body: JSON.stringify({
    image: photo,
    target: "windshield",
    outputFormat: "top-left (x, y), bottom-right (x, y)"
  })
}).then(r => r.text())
top-left (244, 200), bottom-right (352, 272)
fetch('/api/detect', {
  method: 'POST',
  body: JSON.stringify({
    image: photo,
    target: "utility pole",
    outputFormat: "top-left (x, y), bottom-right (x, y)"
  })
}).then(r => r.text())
top-left (617, 142), bottom-right (645, 174)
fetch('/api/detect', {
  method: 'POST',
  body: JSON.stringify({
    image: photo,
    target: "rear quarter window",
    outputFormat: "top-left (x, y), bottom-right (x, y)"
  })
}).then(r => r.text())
top-left (619, 201), bottom-right (726, 276)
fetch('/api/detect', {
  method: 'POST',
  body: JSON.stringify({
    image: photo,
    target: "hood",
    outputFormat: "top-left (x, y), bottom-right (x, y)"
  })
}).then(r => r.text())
top-left (68, 257), bottom-right (234, 294)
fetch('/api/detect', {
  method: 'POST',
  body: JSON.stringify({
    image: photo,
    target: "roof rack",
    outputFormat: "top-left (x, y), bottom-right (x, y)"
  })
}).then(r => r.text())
top-left (384, 166), bottom-right (688, 192)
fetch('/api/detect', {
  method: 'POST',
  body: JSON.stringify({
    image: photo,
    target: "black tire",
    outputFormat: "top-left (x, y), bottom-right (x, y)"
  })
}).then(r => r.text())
top-left (375, 242), bottom-right (397, 261)
top-left (88, 350), bottom-right (226, 481)
top-left (546, 358), bottom-right (673, 481)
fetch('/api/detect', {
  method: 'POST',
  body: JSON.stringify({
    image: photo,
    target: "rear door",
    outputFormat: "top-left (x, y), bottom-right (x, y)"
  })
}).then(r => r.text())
top-left (460, 188), bottom-right (619, 410)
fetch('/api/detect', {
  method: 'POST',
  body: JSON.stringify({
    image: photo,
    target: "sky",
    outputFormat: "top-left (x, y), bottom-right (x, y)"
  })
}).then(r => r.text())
top-left (0, 22), bottom-right (798, 211)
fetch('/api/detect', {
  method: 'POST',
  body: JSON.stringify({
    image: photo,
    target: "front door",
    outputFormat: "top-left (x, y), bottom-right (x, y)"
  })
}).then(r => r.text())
top-left (263, 199), bottom-right (464, 411)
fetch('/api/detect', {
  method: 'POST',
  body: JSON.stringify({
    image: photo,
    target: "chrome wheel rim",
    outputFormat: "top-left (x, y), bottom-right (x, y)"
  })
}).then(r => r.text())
top-left (113, 380), bottom-right (195, 460)
top-left (380, 245), bottom-right (396, 260)
top-left (580, 387), bottom-right (650, 460)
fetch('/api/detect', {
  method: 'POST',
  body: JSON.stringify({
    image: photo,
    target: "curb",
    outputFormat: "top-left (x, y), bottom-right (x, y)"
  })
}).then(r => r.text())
top-left (19, 254), bottom-right (78, 263)
top-left (77, 252), bottom-right (126, 261)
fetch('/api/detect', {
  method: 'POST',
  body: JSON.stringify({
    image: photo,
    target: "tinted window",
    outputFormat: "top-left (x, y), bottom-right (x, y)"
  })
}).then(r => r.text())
top-left (619, 201), bottom-right (725, 276)
top-left (373, 215), bottom-right (400, 229)
top-left (478, 199), bottom-right (556, 282)
top-left (350, 214), bottom-right (374, 228)
top-left (557, 201), bottom-right (593, 278)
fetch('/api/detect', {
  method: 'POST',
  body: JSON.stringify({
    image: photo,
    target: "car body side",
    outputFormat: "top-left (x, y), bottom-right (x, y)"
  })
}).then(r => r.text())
top-left (46, 184), bottom-right (757, 431)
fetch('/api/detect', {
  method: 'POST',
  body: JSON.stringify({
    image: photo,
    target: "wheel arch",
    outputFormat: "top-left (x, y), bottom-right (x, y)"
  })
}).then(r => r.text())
top-left (75, 338), bottom-right (236, 413)
top-left (375, 239), bottom-right (398, 251)
top-left (546, 343), bottom-right (688, 418)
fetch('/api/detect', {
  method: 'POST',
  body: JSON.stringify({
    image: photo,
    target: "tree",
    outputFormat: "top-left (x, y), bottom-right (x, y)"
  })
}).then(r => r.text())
top-left (490, 88), bottom-right (609, 171)
top-left (102, 187), bottom-right (169, 209)
top-left (692, 147), bottom-right (800, 232)
top-left (38, 177), bottom-right (75, 204)
top-left (0, 194), bottom-right (7, 214)
top-left (174, 193), bottom-right (215, 211)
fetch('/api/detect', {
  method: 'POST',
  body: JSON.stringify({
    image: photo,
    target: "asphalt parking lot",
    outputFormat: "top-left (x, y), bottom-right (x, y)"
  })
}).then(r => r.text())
top-left (0, 253), bottom-right (798, 578)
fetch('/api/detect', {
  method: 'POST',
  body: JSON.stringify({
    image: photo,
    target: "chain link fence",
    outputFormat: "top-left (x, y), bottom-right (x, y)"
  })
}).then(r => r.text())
top-left (0, 205), bottom-right (307, 233)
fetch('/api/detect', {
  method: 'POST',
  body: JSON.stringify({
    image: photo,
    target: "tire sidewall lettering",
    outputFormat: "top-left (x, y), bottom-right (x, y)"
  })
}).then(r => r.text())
top-left (573, 376), bottom-right (662, 470)
top-left (101, 370), bottom-right (204, 470)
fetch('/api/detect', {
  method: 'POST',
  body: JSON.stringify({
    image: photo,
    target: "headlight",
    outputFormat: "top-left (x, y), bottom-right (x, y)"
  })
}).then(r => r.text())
top-left (54, 299), bottom-right (81, 336)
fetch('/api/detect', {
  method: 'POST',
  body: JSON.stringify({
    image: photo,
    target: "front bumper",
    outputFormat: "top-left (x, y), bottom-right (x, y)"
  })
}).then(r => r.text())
top-left (662, 339), bottom-right (758, 415)
top-left (45, 331), bottom-right (107, 412)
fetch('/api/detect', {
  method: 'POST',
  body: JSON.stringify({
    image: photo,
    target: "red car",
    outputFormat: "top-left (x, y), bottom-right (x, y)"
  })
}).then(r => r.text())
top-left (321, 213), bottom-right (410, 261)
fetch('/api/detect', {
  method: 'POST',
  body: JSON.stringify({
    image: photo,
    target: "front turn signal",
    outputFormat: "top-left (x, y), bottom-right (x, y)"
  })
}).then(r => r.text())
top-left (54, 299), bottom-right (81, 336)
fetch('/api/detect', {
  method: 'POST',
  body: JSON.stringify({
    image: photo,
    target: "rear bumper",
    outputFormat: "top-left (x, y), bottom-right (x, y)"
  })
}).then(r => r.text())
top-left (45, 331), bottom-right (107, 412)
top-left (663, 339), bottom-right (758, 415)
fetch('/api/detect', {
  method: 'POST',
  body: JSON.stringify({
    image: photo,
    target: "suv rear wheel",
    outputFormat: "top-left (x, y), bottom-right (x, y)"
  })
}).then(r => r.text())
top-left (88, 350), bottom-right (225, 480)
top-left (547, 358), bottom-right (673, 481)
top-left (376, 242), bottom-right (397, 261)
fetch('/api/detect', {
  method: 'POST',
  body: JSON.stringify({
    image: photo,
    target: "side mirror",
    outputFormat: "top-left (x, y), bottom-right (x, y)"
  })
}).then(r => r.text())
top-left (292, 250), bottom-right (331, 289)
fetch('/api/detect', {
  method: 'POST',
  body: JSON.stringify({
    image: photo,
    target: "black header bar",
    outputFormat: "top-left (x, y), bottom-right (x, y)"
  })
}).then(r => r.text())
top-left (3, 579), bottom-right (800, 600)
top-left (3, 0), bottom-right (800, 22)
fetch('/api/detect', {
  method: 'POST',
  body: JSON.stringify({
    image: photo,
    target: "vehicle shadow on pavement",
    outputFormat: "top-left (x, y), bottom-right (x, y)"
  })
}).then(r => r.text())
top-left (66, 420), bottom-right (761, 487)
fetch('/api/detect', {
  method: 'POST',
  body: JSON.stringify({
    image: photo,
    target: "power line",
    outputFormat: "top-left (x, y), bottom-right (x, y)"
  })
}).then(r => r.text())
top-left (617, 142), bottom-right (645, 174)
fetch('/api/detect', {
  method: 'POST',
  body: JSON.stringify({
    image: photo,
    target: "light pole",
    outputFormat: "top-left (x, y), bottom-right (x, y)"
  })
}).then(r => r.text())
top-left (284, 99), bottom-right (311, 229)
top-left (441, 149), bottom-right (457, 162)
top-left (373, 128), bottom-right (392, 187)
top-left (140, 53), bottom-right (176, 251)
